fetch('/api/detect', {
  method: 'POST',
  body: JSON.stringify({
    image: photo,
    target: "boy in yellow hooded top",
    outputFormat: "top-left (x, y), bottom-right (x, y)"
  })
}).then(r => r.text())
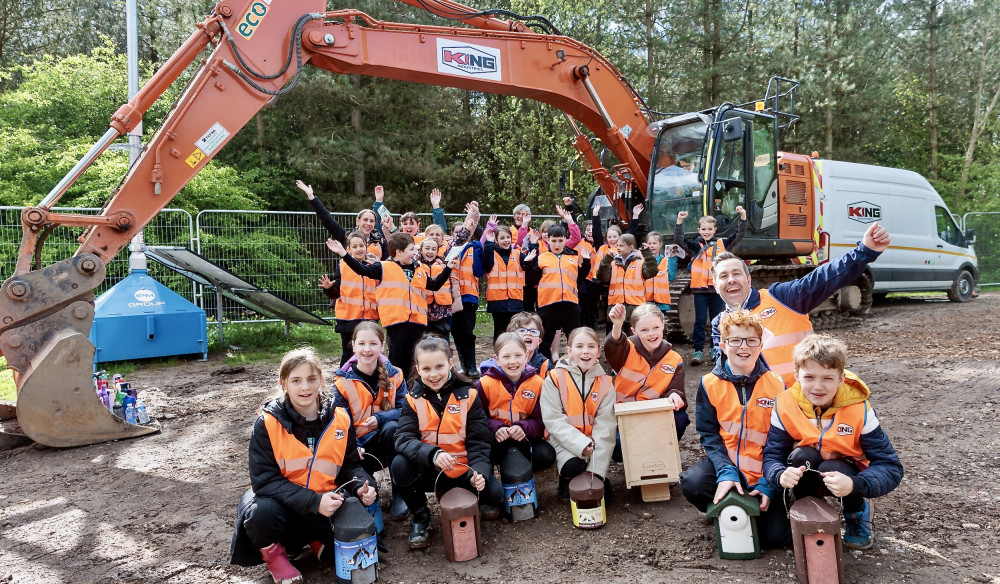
top-left (762, 334), bottom-right (903, 551)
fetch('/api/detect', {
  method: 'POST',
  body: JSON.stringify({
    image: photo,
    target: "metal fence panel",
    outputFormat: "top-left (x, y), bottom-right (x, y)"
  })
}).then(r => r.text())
top-left (0, 206), bottom-right (196, 301)
top-left (964, 212), bottom-right (1000, 286)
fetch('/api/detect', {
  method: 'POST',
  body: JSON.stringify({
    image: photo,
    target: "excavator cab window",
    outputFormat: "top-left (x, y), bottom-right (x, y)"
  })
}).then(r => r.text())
top-left (711, 113), bottom-right (749, 232)
top-left (750, 120), bottom-right (779, 235)
top-left (647, 116), bottom-right (710, 234)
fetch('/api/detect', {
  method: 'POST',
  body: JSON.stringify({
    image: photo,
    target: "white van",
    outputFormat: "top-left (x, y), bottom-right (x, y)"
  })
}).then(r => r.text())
top-left (817, 159), bottom-right (978, 301)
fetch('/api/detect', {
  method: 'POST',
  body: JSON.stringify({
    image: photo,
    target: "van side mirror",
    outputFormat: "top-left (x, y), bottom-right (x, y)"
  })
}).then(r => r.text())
top-left (722, 119), bottom-right (744, 142)
top-left (965, 228), bottom-right (976, 245)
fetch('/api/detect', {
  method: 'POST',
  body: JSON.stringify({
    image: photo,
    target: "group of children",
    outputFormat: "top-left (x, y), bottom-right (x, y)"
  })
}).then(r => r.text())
top-left (229, 184), bottom-right (904, 584)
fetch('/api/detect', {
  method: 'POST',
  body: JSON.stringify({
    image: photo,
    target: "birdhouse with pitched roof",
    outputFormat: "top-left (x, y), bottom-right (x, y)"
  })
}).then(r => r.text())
top-left (706, 489), bottom-right (761, 560)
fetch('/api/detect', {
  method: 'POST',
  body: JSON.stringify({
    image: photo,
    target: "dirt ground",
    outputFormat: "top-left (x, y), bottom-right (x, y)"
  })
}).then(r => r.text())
top-left (2, 293), bottom-right (999, 584)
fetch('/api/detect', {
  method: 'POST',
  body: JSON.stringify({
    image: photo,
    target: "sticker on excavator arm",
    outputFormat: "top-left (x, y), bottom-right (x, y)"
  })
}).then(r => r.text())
top-left (185, 123), bottom-right (231, 168)
top-left (185, 149), bottom-right (206, 168)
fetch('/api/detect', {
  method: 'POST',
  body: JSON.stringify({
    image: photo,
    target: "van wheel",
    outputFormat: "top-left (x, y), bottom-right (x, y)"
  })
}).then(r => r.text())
top-left (947, 270), bottom-right (975, 303)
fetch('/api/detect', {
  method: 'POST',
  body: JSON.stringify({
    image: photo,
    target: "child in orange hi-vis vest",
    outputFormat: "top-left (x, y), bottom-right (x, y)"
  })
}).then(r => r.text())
top-left (596, 233), bottom-right (659, 336)
top-left (329, 232), bottom-right (456, 378)
top-left (763, 334), bottom-right (903, 551)
top-left (449, 202), bottom-right (487, 378)
top-left (417, 238), bottom-right (462, 342)
top-left (540, 327), bottom-right (617, 500)
top-left (322, 231), bottom-right (379, 367)
top-left (229, 348), bottom-right (377, 580)
top-left (475, 333), bottom-right (556, 471)
top-left (521, 224), bottom-right (592, 360)
top-left (506, 312), bottom-right (552, 378)
top-left (674, 206), bottom-right (747, 366)
top-left (393, 336), bottom-right (504, 550)
top-left (482, 225), bottom-right (526, 340)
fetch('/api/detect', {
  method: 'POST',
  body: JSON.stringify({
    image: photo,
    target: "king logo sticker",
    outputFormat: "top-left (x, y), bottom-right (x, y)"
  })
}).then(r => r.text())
top-left (756, 397), bottom-right (775, 409)
top-left (521, 390), bottom-right (537, 400)
top-left (758, 307), bottom-right (777, 319)
top-left (334, 429), bottom-right (346, 440)
top-left (447, 404), bottom-right (461, 414)
top-left (437, 38), bottom-right (502, 81)
top-left (836, 423), bottom-right (855, 436)
top-left (660, 364), bottom-right (676, 374)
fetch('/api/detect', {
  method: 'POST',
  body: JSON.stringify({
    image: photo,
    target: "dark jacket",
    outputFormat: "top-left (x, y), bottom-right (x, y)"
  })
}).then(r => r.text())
top-left (332, 360), bottom-right (409, 445)
top-left (474, 359), bottom-right (544, 439)
top-left (604, 333), bottom-right (687, 409)
top-left (596, 247), bottom-right (659, 284)
top-left (394, 374), bottom-right (493, 479)
top-left (674, 218), bottom-right (747, 292)
top-left (761, 375), bottom-right (903, 500)
top-left (695, 357), bottom-right (776, 500)
top-left (230, 395), bottom-right (373, 566)
top-left (520, 246), bottom-right (591, 294)
top-left (710, 241), bottom-right (883, 350)
top-left (481, 245), bottom-right (525, 313)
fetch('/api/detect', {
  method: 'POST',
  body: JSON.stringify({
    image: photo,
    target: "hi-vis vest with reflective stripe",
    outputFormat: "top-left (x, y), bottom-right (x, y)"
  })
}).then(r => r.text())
top-left (690, 239), bottom-right (725, 289)
top-left (772, 388), bottom-right (870, 469)
top-left (367, 240), bottom-right (382, 260)
top-left (589, 244), bottom-right (611, 280)
top-left (407, 389), bottom-right (477, 479)
top-left (548, 368), bottom-right (613, 437)
top-left (644, 256), bottom-right (672, 304)
top-left (376, 261), bottom-right (428, 327)
top-left (574, 240), bottom-right (596, 257)
top-left (479, 375), bottom-right (542, 426)
top-left (753, 290), bottom-right (814, 387)
top-left (702, 371), bottom-right (785, 485)
top-left (263, 408), bottom-right (351, 493)
top-left (335, 262), bottom-right (378, 321)
top-left (418, 263), bottom-right (452, 307)
top-left (334, 369), bottom-right (404, 439)
top-left (614, 343), bottom-right (683, 402)
top-left (537, 252), bottom-right (581, 307)
top-left (457, 244), bottom-right (479, 298)
top-left (486, 251), bottom-right (524, 302)
top-left (608, 258), bottom-right (646, 306)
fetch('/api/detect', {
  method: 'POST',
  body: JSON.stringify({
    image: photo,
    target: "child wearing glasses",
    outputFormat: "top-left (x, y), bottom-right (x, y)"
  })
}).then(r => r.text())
top-left (679, 309), bottom-right (791, 548)
top-left (762, 334), bottom-right (903, 550)
top-left (506, 312), bottom-right (552, 378)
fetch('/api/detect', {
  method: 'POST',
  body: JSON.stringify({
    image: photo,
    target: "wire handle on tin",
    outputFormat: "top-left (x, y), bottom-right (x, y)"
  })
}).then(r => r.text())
top-left (433, 461), bottom-right (481, 501)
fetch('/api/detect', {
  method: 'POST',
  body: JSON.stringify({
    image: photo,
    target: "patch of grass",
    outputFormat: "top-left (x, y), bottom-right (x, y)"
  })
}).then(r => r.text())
top-left (209, 321), bottom-right (342, 365)
top-left (0, 357), bottom-right (14, 402)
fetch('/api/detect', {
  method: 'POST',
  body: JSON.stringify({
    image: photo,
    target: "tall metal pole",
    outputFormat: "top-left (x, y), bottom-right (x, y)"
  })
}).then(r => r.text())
top-left (126, 0), bottom-right (147, 270)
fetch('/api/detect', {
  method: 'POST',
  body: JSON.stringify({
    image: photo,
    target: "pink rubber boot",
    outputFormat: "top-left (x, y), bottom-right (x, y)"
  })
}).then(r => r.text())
top-left (259, 543), bottom-right (303, 584)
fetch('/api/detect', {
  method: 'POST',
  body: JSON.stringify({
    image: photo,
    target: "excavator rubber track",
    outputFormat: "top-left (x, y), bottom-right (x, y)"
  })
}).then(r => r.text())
top-left (663, 263), bottom-right (874, 343)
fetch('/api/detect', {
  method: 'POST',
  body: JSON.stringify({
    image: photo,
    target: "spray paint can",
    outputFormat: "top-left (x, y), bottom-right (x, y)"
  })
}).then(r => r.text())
top-left (332, 496), bottom-right (378, 584)
top-left (500, 446), bottom-right (537, 521)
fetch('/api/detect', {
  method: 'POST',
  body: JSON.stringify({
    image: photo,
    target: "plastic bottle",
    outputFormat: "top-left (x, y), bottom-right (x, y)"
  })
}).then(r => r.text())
top-left (123, 389), bottom-right (137, 425)
top-left (136, 399), bottom-right (150, 424)
top-left (332, 496), bottom-right (378, 584)
top-left (500, 446), bottom-right (537, 521)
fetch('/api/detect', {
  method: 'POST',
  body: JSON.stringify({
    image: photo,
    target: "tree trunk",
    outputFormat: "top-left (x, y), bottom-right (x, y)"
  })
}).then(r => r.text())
top-left (928, 0), bottom-right (939, 180)
top-left (645, 0), bottom-right (654, 93)
top-left (824, 0), bottom-right (834, 157)
top-left (958, 0), bottom-right (1000, 198)
top-left (352, 74), bottom-right (365, 199)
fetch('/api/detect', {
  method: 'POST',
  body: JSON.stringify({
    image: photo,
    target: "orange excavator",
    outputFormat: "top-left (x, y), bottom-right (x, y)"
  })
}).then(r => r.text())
top-left (0, 0), bottom-right (846, 447)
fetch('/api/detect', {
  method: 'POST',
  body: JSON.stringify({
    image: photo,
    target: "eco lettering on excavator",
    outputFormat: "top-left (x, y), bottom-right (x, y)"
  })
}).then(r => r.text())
top-left (436, 38), bottom-right (501, 81)
top-left (237, 0), bottom-right (272, 40)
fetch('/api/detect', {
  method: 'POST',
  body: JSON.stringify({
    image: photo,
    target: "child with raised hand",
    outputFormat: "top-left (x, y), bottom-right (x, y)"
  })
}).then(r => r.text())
top-left (392, 336), bottom-right (504, 549)
top-left (332, 322), bottom-right (410, 521)
top-left (678, 309), bottom-right (790, 549)
top-left (476, 333), bottom-right (556, 472)
top-left (642, 231), bottom-right (680, 313)
top-left (322, 231), bottom-right (379, 367)
top-left (604, 303), bottom-right (688, 430)
top-left (674, 206), bottom-right (747, 365)
top-left (540, 327), bottom-right (617, 500)
top-left (447, 201), bottom-right (486, 377)
top-left (763, 334), bottom-right (903, 550)
top-left (507, 311), bottom-right (551, 378)
top-left (596, 232), bottom-right (659, 335)
top-left (482, 225), bottom-right (525, 340)
top-left (577, 203), bottom-right (602, 330)
top-left (328, 233), bottom-right (457, 377)
top-left (230, 348), bottom-right (378, 583)
top-left (417, 238), bottom-right (462, 341)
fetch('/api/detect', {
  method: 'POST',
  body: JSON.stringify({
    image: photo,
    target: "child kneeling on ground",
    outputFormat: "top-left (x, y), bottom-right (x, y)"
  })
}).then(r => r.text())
top-left (230, 348), bottom-right (378, 584)
top-left (540, 327), bottom-right (617, 500)
top-left (392, 336), bottom-right (504, 549)
top-left (679, 310), bottom-right (790, 548)
top-left (762, 334), bottom-right (904, 550)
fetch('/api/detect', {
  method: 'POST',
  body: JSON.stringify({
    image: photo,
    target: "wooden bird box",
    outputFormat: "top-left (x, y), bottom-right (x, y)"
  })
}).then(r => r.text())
top-left (706, 490), bottom-right (762, 560)
top-left (614, 399), bottom-right (682, 501)
top-left (439, 487), bottom-right (482, 562)
top-left (789, 496), bottom-right (845, 584)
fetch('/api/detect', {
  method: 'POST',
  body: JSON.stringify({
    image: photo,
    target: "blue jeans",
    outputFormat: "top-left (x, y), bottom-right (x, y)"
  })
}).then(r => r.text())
top-left (692, 292), bottom-right (725, 352)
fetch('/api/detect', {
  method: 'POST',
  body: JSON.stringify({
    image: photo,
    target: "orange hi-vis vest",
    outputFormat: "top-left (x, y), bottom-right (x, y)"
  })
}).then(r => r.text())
top-left (479, 375), bottom-right (543, 426)
top-left (644, 256), bottom-right (672, 305)
top-left (263, 407), bottom-right (352, 492)
top-left (417, 263), bottom-right (452, 307)
top-left (486, 250), bottom-right (524, 303)
top-left (608, 258), bottom-right (646, 306)
top-left (367, 239), bottom-right (383, 259)
top-left (702, 371), bottom-right (785, 485)
top-left (376, 261), bottom-right (428, 327)
top-left (537, 252), bottom-right (581, 307)
top-left (574, 240), bottom-right (596, 256)
top-left (456, 244), bottom-right (479, 299)
top-left (614, 342), bottom-right (684, 402)
top-left (772, 381), bottom-right (871, 469)
top-left (690, 238), bottom-right (725, 289)
top-left (414, 232), bottom-right (426, 246)
top-left (406, 389), bottom-right (477, 479)
top-left (335, 261), bottom-right (379, 321)
top-left (333, 368), bottom-right (404, 439)
top-left (548, 368), bottom-right (613, 437)
top-left (589, 243), bottom-right (611, 281)
top-left (752, 290), bottom-right (814, 387)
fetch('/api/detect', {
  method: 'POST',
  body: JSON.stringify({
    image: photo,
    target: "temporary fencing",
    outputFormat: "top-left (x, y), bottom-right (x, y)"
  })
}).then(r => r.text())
top-left (963, 212), bottom-right (1000, 286)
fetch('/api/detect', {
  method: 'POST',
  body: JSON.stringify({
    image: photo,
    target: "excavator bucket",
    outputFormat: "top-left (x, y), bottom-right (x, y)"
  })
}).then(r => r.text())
top-left (1, 255), bottom-right (159, 447)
